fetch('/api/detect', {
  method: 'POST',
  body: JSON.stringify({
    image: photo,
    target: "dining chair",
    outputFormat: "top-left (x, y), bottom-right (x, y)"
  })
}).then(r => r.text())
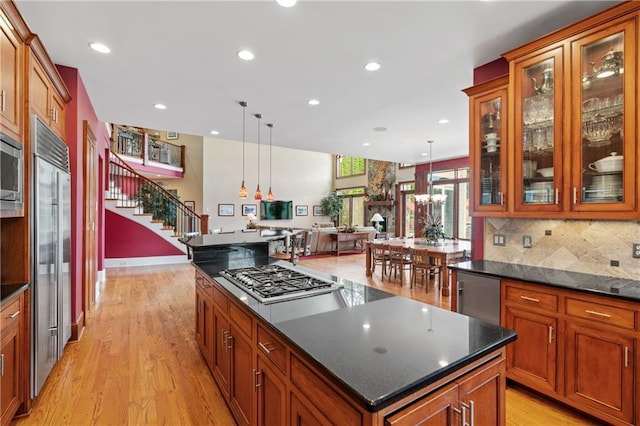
top-left (428, 255), bottom-right (443, 290)
top-left (409, 248), bottom-right (430, 291)
top-left (371, 242), bottom-right (390, 280)
top-left (387, 245), bottom-right (412, 285)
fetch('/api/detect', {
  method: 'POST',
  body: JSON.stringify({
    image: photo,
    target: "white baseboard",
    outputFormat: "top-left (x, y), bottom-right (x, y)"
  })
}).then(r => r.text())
top-left (97, 269), bottom-right (106, 283)
top-left (104, 255), bottom-right (190, 268)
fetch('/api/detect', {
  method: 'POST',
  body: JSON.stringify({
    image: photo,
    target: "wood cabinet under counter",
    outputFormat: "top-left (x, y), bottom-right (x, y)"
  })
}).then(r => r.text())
top-left (450, 260), bottom-right (640, 426)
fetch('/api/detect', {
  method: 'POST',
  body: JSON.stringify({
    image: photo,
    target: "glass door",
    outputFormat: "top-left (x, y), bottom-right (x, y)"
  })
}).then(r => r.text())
top-left (466, 77), bottom-right (508, 216)
top-left (570, 19), bottom-right (636, 214)
top-left (513, 46), bottom-right (563, 212)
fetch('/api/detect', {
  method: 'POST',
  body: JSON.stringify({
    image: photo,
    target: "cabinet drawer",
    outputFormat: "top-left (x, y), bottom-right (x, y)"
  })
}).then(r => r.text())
top-left (565, 298), bottom-right (636, 331)
top-left (505, 284), bottom-right (558, 312)
top-left (212, 285), bottom-right (228, 314)
top-left (229, 302), bottom-right (252, 339)
top-left (257, 325), bottom-right (287, 375)
top-left (1, 296), bottom-right (22, 331)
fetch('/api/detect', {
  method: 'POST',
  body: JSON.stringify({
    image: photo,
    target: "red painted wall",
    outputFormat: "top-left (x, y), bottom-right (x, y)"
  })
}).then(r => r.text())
top-left (105, 211), bottom-right (184, 257)
top-left (58, 65), bottom-right (109, 326)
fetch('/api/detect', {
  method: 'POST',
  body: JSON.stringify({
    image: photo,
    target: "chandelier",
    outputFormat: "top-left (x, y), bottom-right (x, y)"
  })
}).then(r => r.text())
top-left (415, 140), bottom-right (447, 206)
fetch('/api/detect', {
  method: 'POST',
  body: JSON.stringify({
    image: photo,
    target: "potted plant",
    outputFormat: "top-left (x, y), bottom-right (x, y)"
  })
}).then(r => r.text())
top-left (320, 191), bottom-right (343, 226)
top-left (422, 212), bottom-right (446, 245)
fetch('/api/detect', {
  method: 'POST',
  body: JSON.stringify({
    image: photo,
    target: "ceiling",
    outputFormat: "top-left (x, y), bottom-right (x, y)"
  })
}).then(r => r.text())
top-left (15, 0), bottom-right (618, 164)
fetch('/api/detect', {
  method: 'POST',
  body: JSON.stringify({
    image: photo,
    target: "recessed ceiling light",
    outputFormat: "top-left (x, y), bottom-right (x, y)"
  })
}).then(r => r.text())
top-left (210, 130), bottom-right (220, 135)
top-left (364, 62), bottom-right (381, 71)
top-left (237, 50), bottom-right (255, 61)
top-left (438, 118), bottom-right (449, 124)
top-left (89, 42), bottom-right (110, 54)
top-left (153, 103), bottom-right (167, 110)
top-left (363, 142), bottom-right (370, 146)
top-left (307, 99), bottom-right (320, 106)
top-left (421, 152), bottom-right (428, 156)
top-left (373, 126), bottom-right (387, 132)
top-left (276, 0), bottom-right (297, 7)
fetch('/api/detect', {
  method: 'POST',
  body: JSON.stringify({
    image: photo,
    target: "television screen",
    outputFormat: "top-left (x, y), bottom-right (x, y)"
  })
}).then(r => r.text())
top-left (260, 200), bottom-right (293, 220)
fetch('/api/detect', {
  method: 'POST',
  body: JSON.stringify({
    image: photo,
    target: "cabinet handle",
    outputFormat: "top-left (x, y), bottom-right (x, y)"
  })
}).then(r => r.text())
top-left (624, 347), bottom-right (629, 368)
top-left (548, 326), bottom-right (553, 343)
top-left (1, 353), bottom-right (4, 376)
top-left (573, 187), bottom-right (577, 204)
top-left (226, 334), bottom-right (233, 351)
top-left (222, 330), bottom-right (228, 350)
top-left (258, 341), bottom-right (276, 354)
top-left (555, 188), bottom-right (559, 205)
top-left (469, 401), bottom-right (475, 426)
top-left (520, 295), bottom-right (539, 303)
top-left (7, 310), bottom-right (20, 319)
top-left (1, 89), bottom-right (5, 112)
top-left (585, 309), bottom-right (611, 318)
top-left (500, 192), bottom-right (505, 206)
top-left (253, 369), bottom-right (262, 391)
top-left (48, 107), bottom-right (55, 119)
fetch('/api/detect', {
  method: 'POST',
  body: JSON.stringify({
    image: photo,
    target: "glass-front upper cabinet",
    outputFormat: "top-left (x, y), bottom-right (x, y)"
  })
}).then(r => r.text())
top-left (512, 46), bottom-right (564, 213)
top-left (570, 19), bottom-right (636, 215)
top-left (463, 76), bottom-right (508, 216)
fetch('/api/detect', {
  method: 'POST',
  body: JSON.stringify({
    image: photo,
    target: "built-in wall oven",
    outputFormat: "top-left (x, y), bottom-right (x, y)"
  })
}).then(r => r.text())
top-left (0, 131), bottom-right (24, 216)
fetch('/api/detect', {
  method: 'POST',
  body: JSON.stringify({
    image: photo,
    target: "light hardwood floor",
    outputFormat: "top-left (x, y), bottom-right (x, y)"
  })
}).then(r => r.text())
top-left (14, 255), bottom-right (600, 425)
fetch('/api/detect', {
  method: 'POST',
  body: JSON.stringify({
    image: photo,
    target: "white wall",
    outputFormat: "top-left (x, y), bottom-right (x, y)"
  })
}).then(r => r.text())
top-left (202, 137), bottom-right (333, 231)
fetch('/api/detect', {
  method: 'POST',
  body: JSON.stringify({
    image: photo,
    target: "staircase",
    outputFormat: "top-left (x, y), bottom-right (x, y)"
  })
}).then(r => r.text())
top-left (104, 152), bottom-right (202, 267)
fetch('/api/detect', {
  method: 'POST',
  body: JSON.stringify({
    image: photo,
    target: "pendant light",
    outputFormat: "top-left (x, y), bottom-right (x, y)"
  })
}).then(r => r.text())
top-left (254, 113), bottom-right (263, 200)
top-left (266, 123), bottom-right (275, 201)
top-left (238, 101), bottom-right (248, 199)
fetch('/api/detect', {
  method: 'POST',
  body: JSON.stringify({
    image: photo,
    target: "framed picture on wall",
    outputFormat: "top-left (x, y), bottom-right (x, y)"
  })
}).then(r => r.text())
top-left (313, 205), bottom-right (323, 216)
top-left (184, 200), bottom-right (195, 211)
top-left (166, 131), bottom-right (179, 140)
top-left (296, 205), bottom-right (308, 216)
top-left (218, 203), bottom-right (234, 216)
top-left (242, 204), bottom-right (257, 216)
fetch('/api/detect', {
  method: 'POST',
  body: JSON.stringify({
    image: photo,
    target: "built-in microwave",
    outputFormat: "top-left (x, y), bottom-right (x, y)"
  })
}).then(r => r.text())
top-left (0, 132), bottom-right (24, 216)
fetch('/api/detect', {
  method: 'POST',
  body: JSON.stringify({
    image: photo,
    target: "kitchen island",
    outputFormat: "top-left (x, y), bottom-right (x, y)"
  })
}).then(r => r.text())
top-left (183, 234), bottom-right (516, 425)
top-left (449, 260), bottom-right (640, 426)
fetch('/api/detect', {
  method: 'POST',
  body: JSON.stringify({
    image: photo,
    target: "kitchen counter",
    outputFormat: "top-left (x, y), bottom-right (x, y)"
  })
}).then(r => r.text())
top-left (196, 260), bottom-right (516, 411)
top-left (1, 282), bottom-right (29, 304)
top-left (449, 260), bottom-right (640, 301)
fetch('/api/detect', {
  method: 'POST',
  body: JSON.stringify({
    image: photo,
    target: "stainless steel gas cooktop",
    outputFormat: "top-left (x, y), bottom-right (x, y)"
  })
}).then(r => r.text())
top-left (220, 264), bottom-right (342, 304)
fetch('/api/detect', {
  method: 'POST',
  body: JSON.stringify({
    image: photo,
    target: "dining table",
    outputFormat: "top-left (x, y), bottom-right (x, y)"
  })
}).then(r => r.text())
top-left (364, 238), bottom-right (471, 297)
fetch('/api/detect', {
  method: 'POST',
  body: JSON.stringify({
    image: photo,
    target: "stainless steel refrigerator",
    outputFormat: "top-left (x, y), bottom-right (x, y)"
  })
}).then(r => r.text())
top-left (31, 115), bottom-right (71, 397)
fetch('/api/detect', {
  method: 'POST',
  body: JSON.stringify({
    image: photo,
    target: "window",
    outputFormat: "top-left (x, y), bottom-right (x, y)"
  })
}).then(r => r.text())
top-left (336, 155), bottom-right (366, 178)
top-left (430, 167), bottom-right (470, 240)
top-left (336, 187), bottom-right (366, 226)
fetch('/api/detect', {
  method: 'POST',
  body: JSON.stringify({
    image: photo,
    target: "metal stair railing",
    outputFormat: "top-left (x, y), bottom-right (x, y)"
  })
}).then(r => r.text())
top-left (108, 151), bottom-right (201, 237)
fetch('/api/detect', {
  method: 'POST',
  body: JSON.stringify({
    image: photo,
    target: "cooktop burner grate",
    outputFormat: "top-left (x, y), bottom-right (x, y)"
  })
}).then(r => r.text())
top-left (220, 264), bottom-right (339, 302)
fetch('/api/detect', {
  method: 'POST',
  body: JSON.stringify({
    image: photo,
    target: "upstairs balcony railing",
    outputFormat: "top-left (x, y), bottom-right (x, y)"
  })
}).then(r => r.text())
top-left (108, 151), bottom-right (203, 237)
top-left (111, 124), bottom-right (185, 171)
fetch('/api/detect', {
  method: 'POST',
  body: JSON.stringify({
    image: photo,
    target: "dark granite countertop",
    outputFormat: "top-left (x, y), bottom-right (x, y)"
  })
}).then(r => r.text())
top-left (1, 283), bottom-right (29, 305)
top-left (179, 229), bottom-right (291, 248)
top-left (449, 260), bottom-right (640, 301)
top-left (194, 261), bottom-right (516, 411)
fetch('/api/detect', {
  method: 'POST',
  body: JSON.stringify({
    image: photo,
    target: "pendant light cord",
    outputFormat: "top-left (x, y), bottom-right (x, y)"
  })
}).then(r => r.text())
top-left (269, 124), bottom-right (273, 187)
top-left (255, 114), bottom-right (262, 184)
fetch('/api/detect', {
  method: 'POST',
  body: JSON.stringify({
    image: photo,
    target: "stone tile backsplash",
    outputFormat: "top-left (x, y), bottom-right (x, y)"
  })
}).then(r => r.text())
top-left (484, 218), bottom-right (640, 279)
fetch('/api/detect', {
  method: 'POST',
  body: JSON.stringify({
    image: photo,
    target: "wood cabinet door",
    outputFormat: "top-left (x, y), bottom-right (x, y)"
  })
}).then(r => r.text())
top-left (1, 320), bottom-right (21, 425)
top-left (290, 394), bottom-right (331, 426)
top-left (50, 88), bottom-right (65, 139)
top-left (564, 322), bottom-right (634, 423)
top-left (195, 288), bottom-right (213, 370)
top-left (0, 14), bottom-right (22, 141)
top-left (504, 305), bottom-right (557, 393)
top-left (212, 309), bottom-right (230, 399)
top-left (384, 383), bottom-right (459, 426)
top-left (229, 323), bottom-right (254, 426)
top-left (457, 357), bottom-right (505, 426)
top-left (29, 52), bottom-right (51, 124)
top-left (257, 355), bottom-right (287, 426)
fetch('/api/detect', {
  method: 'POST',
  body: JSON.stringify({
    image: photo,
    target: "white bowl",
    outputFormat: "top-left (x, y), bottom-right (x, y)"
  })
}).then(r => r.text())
top-left (536, 167), bottom-right (554, 177)
top-left (589, 153), bottom-right (622, 173)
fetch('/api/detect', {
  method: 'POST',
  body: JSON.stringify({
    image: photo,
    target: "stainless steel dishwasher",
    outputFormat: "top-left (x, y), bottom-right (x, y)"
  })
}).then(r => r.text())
top-left (456, 271), bottom-right (501, 326)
